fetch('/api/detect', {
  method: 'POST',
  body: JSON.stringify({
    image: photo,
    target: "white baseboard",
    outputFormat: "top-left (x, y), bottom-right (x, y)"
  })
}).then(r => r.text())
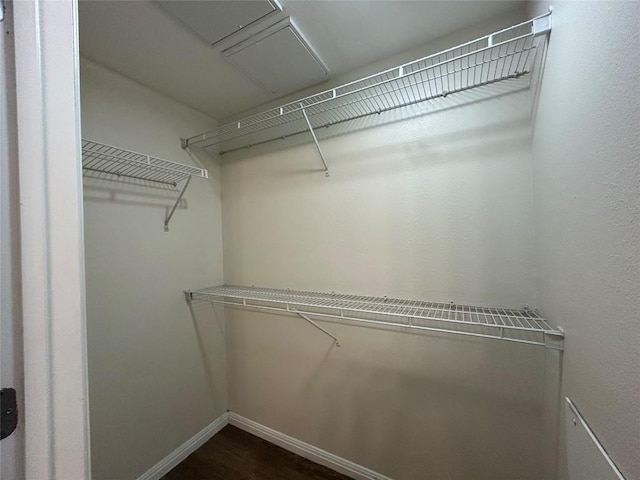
top-left (137, 412), bottom-right (229, 480)
top-left (228, 413), bottom-right (392, 480)
top-left (137, 411), bottom-right (391, 480)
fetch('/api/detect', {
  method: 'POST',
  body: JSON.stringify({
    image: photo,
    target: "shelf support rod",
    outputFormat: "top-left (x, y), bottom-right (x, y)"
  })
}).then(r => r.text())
top-left (165, 175), bottom-right (191, 232)
top-left (295, 312), bottom-right (340, 346)
top-left (300, 104), bottom-right (330, 177)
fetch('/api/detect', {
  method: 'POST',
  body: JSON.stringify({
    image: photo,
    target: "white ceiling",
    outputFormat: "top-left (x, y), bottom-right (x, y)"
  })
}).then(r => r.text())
top-left (78, 0), bottom-right (525, 120)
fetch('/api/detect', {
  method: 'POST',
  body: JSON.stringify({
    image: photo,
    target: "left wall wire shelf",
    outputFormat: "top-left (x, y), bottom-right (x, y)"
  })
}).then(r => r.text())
top-left (81, 139), bottom-right (208, 231)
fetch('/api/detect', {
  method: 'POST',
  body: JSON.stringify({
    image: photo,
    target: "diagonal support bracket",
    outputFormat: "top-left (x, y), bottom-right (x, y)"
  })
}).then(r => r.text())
top-left (295, 312), bottom-right (340, 346)
top-left (300, 104), bottom-right (330, 177)
top-left (164, 175), bottom-right (191, 232)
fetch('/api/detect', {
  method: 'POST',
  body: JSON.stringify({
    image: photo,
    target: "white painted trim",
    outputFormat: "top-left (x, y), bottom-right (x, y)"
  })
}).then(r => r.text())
top-left (137, 413), bottom-right (229, 480)
top-left (228, 413), bottom-right (393, 480)
top-left (13, 1), bottom-right (91, 478)
top-left (137, 412), bottom-right (392, 480)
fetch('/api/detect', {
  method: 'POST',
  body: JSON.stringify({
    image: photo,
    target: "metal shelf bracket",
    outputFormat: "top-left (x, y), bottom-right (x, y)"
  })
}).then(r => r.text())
top-left (294, 311), bottom-right (340, 346)
top-left (164, 175), bottom-right (191, 232)
top-left (164, 143), bottom-right (210, 231)
top-left (300, 104), bottom-right (330, 177)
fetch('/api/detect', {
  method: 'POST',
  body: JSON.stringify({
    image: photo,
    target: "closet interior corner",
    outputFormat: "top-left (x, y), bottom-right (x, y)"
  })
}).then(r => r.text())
top-left (75, 2), bottom-right (638, 480)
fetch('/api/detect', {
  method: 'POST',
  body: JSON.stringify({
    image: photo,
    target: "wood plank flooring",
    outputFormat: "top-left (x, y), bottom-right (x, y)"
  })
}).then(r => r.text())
top-left (162, 425), bottom-right (352, 480)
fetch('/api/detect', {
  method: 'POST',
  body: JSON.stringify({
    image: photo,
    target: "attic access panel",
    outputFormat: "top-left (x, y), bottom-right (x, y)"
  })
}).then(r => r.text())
top-left (223, 18), bottom-right (329, 95)
top-left (156, 0), bottom-right (281, 45)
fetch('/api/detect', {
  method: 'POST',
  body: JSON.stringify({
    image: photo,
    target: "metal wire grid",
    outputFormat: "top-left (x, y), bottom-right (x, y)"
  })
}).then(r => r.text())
top-left (190, 285), bottom-right (564, 349)
top-left (185, 16), bottom-right (545, 153)
top-left (82, 140), bottom-right (208, 186)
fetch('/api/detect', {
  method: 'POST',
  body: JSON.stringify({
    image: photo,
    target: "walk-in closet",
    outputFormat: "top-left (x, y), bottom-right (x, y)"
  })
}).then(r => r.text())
top-left (2, 1), bottom-right (637, 480)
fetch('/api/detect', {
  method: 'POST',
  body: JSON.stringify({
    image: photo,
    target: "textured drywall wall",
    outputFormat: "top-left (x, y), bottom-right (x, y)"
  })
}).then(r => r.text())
top-left (81, 59), bottom-right (226, 480)
top-left (528, 2), bottom-right (640, 479)
top-left (222, 88), bottom-right (537, 305)
top-left (228, 310), bottom-right (549, 480)
top-left (221, 12), bottom-right (558, 479)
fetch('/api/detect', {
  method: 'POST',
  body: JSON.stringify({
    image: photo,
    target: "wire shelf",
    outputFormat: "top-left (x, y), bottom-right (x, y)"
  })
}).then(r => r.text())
top-left (82, 140), bottom-right (208, 187)
top-left (185, 13), bottom-right (551, 155)
top-left (188, 285), bottom-right (564, 349)
top-left (82, 140), bottom-right (209, 231)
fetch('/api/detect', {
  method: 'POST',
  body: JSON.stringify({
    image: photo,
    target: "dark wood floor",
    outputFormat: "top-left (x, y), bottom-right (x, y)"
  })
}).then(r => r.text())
top-left (162, 425), bottom-right (352, 480)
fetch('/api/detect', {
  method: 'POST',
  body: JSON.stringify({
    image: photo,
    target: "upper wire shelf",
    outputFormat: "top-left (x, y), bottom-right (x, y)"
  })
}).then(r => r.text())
top-left (187, 284), bottom-right (564, 349)
top-left (82, 140), bottom-right (207, 186)
top-left (184, 13), bottom-right (551, 156)
top-left (82, 140), bottom-right (208, 231)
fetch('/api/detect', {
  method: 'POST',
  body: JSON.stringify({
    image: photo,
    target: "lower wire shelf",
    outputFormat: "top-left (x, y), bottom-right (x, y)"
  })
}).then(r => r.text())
top-left (186, 285), bottom-right (563, 350)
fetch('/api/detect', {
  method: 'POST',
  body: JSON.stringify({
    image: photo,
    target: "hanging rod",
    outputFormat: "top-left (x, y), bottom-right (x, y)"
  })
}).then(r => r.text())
top-left (183, 12), bottom-right (552, 158)
top-left (185, 284), bottom-right (564, 350)
top-left (81, 140), bottom-right (208, 231)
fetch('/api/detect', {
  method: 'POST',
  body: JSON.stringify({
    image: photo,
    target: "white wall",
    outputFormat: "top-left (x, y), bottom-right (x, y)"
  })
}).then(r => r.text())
top-left (527, 2), bottom-right (640, 479)
top-left (221, 12), bottom-right (559, 480)
top-left (222, 88), bottom-right (537, 306)
top-left (80, 59), bottom-right (226, 480)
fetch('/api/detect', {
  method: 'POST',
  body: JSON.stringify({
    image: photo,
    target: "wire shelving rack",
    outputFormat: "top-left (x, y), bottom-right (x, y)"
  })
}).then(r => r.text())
top-left (82, 140), bottom-right (208, 231)
top-left (186, 285), bottom-right (564, 350)
top-left (183, 13), bottom-right (552, 172)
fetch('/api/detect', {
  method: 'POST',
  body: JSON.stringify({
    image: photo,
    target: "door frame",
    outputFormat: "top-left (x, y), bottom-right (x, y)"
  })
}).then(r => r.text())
top-left (1, 0), bottom-right (24, 477)
top-left (12, 0), bottom-right (91, 478)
